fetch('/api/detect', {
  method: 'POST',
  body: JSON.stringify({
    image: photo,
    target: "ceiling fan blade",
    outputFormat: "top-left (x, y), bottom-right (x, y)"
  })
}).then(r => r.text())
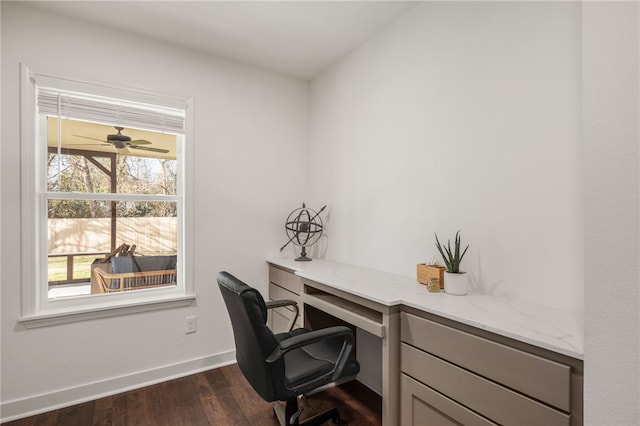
top-left (129, 145), bottom-right (170, 154)
top-left (73, 135), bottom-right (108, 143)
top-left (129, 139), bottom-right (152, 145)
top-left (66, 142), bottom-right (112, 146)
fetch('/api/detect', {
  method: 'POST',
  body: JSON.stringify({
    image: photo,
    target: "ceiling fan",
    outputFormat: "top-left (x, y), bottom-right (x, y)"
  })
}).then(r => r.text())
top-left (73, 126), bottom-right (169, 154)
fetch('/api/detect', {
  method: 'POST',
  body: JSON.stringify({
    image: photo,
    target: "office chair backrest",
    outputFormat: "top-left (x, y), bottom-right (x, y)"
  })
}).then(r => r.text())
top-left (217, 271), bottom-right (285, 402)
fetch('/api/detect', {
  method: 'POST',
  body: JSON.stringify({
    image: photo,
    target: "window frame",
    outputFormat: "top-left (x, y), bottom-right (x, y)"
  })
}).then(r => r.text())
top-left (19, 65), bottom-right (195, 328)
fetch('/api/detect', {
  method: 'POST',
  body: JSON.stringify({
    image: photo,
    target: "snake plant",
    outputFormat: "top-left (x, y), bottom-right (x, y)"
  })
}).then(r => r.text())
top-left (435, 231), bottom-right (469, 273)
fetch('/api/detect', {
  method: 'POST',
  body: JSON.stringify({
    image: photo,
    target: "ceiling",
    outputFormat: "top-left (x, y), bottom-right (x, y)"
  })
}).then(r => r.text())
top-left (26, 1), bottom-right (418, 79)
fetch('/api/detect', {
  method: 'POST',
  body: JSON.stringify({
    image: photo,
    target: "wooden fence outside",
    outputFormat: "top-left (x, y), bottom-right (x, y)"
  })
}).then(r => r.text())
top-left (48, 217), bottom-right (177, 254)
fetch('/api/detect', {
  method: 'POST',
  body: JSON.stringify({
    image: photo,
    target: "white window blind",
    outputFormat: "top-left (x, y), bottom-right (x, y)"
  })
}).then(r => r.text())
top-left (37, 88), bottom-right (185, 135)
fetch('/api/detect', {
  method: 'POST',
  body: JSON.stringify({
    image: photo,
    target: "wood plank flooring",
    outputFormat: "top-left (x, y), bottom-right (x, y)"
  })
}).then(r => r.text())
top-left (4, 363), bottom-right (381, 426)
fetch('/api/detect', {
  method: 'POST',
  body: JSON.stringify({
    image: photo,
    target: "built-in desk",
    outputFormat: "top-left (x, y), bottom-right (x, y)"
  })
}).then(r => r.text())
top-left (267, 258), bottom-right (584, 426)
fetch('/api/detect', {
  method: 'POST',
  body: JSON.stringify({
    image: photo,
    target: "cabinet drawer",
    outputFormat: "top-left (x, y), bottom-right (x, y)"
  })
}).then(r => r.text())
top-left (269, 282), bottom-right (301, 309)
top-left (269, 266), bottom-right (302, 295)
top-left (401, 312), bottom-right (571, 411)
top-left (401, 374), bottom-right (497, 426)
top-left (402, 343), bottom-right (570, 426)
top-left (268, 282), bottom-right (302, 334)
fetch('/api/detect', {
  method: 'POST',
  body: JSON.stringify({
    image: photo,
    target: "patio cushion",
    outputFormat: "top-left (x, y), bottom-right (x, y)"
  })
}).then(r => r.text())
top-left (111, 255), bottom-right (177, 273)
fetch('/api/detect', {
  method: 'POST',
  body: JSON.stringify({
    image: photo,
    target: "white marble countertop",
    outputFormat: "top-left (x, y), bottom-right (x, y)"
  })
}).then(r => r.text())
top-left (267, 257), bottom-right (584, 360)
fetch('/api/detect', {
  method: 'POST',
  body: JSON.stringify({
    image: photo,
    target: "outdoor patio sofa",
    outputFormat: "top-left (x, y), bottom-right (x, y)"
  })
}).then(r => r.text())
top-left (92, 255), bottom-right (177, 293)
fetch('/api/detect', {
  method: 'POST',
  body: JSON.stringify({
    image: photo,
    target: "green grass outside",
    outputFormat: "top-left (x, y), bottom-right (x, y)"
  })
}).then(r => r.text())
top-left (48, 255), bottom-right (95, 282)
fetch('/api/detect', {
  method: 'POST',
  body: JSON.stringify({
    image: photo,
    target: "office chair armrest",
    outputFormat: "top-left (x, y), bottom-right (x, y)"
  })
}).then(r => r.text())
top-left (265, 299), bottom-right (298, 310)
top-left (266, 326), bottom-right (355, 382)
top-left (265, 299), bottom-right (299, 332)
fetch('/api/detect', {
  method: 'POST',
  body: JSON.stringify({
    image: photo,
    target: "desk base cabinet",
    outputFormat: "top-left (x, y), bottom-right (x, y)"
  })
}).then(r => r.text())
top-left (400, 312), bottom-right (583, 426)
top-left (266, 262), bottom-right (583, 426)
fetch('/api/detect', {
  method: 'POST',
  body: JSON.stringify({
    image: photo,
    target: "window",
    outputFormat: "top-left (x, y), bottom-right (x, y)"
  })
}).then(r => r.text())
top-left (19, 66), bottom-right (194, 327)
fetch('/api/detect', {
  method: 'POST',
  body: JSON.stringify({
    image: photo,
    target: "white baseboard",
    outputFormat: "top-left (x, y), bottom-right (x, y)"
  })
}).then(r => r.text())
top-left (1, 350), bottom-right (236, 423)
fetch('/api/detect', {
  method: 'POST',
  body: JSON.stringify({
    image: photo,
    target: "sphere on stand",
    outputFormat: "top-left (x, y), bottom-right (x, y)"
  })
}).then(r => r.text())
top-left (283, 204), bottom-right (324, 261)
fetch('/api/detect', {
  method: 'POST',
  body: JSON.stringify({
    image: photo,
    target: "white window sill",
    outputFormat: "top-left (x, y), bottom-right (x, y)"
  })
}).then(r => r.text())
top-left (18, 295), bottom-right (196, 329)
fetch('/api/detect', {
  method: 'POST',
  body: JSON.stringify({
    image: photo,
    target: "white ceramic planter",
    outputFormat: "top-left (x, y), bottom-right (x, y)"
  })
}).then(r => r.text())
top-left (444, 271), bottom-right (468, 295)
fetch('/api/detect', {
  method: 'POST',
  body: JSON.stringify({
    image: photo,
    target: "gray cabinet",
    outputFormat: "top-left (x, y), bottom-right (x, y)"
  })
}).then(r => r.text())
top-left (402, 374), bottom-right (498, 426)
top-left (400, 312), bottom-right (583, 426)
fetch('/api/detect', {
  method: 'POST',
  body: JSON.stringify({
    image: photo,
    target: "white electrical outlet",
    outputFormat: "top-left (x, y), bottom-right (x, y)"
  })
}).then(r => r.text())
top-left (185, 315), bottom-right (197, 334)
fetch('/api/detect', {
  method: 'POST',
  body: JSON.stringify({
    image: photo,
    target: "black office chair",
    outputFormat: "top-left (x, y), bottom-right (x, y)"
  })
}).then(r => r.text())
top-left (217, 271), bottom-right (360, 426)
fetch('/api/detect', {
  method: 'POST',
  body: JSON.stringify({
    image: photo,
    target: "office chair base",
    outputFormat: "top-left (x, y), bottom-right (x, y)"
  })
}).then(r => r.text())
top-left (273, 399), bottom-right (340, 426)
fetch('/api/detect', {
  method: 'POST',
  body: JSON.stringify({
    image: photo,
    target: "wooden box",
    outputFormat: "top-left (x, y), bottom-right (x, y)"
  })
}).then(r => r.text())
top-left (417, 264), bottom-right (446, 289)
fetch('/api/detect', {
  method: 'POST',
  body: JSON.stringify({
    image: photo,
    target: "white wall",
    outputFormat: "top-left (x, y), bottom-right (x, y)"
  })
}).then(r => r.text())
top-left (4, 2), bottom-right (639, 424)
top-left (583, 3), bottom-right (640, 425)
top-left (309, 2), bottom-right (583, 313)
top-left (1, 3), bottom-right (308, 420)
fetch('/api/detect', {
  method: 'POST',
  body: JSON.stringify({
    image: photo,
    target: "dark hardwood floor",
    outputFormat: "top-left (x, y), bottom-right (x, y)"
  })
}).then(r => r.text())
top-left (4, 363), bottom-right (381, 426)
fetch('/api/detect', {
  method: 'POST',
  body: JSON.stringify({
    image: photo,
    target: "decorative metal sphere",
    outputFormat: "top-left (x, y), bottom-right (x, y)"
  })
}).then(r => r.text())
top-left (282, 203), bottom-right (325, 261)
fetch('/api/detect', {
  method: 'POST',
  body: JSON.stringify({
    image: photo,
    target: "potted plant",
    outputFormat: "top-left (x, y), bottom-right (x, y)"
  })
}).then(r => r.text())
top-left (435, 230), bottom-right (469, 295)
